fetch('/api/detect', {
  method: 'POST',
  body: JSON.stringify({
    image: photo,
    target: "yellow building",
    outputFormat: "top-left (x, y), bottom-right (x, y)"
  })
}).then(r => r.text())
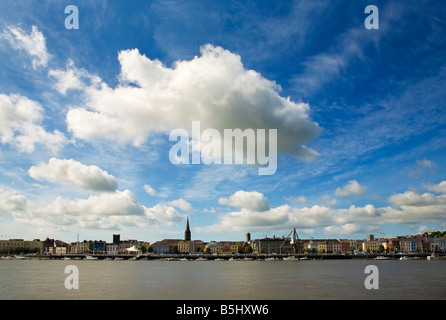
top-left (231, 243), bottom-right (239, 254)
top-left (317, 242), bottom-right (327, 253)
top-left (80, 241), bottom-right (90, 254)
top-left (362, 240), bottom-right (380, 252)
top-left (178, 240), bottom-right (194, 253)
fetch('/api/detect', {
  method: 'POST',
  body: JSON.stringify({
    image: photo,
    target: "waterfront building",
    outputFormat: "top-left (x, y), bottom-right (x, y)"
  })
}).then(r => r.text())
top-left (305, 240), bottom-right (318, 253)
top-left (193, 240), bottom-right (205, 252)
top-left (203, 241), bottom-right (241, 254)
top-left (349, 239), bottom-right (364, 252)
top-left (0, 239), bottom-right (42, 254)
top-left (362, 239), bottom-right (381, 252)
top-left (138, 241), bottom-right (151, 252)
top-left (41, 238), bottom-right (69, 255)
top-left (79, 240), bottom-right (90, 253)
top-left (430, 237), bottom-right (446, 252)
top-left (251, 236), bottom-right (291, 254)
top-left (388, 238), bottom-right (400, 252)
top-left (326, 240), bottom-right (335, 253)
top-left (439, 238), bottom-right (446, 252)
top-left (178, 239), bottom-right (194, 253)
top-left (339, 239), bottom-right (350, 253)
top-left (231, 242), bottom-right (240, 254)
top-left (205, 241), bottom-right (218, 253)
top-left (400, 237), bottom-right (417, 252)
top-left (93, 240), bottom-right (107, 253)
top-left (54, 244), bottom-right (66, 255)
top-left (317, 241), bottom-right (327, 253)
top-left (106, 244), bottom-right (119, 255)
top-left (219, 241), bottom-right (238, 254)
top-left (68, 242), bottom-right (77, 253)
top-left (152, 239), bottom-right (181, 254)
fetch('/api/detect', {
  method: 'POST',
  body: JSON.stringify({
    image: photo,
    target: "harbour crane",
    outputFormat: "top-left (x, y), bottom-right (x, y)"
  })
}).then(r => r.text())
top-left (280, 228), bottom-right (301, 255)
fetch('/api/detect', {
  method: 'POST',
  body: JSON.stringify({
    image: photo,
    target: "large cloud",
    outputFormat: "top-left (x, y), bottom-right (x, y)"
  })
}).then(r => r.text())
top-left (66, 44), bottom-right (321, 161)
top-left (29, 158), bottom-right (118, 192)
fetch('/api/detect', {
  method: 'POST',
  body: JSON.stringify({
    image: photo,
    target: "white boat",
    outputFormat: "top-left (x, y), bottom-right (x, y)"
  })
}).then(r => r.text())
top-left (85, 255), bottom-right (98, 260)
top-left (427, 254), bottom-right (446, 260)
top-left (374, 256), bottom-right (390, 260)
top-left (283, 256), bottom-right (298, 261)
top-left (14, 255), bottom-right (26, 260)
top-left (196, 257), bottom-right (207, 261)
top-left (114, 257), bottom-right (124, 260)
top-left (399, 256), bottom-right (419, 260)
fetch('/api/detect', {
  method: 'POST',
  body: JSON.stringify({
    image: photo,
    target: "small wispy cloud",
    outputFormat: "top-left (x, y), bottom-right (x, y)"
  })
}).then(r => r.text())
top-left (1, 25), bottom-right (50, 70)
top-left (335, 180), bottom-right (366, 197)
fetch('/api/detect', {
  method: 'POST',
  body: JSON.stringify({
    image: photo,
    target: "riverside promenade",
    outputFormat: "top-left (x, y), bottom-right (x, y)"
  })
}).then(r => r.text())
top-left (7, 252), bottom-right (441, 260)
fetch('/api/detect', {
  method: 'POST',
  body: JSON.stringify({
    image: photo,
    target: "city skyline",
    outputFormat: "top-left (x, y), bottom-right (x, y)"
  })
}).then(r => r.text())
top-left (0, 1), bottom-right (446, 245)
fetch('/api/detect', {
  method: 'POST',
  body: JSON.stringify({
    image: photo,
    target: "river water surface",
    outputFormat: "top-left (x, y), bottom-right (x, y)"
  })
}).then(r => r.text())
top-left (0, 259), bottom-right (444, 300)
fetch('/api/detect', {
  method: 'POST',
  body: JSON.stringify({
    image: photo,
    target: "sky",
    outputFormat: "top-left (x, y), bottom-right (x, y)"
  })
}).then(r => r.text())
top-left (0, 0), bottom-right (445, 244)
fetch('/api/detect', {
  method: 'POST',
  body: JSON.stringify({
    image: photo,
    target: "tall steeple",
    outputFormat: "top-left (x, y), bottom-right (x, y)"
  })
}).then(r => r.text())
top-left (185, 216), bottom-right (191, 241)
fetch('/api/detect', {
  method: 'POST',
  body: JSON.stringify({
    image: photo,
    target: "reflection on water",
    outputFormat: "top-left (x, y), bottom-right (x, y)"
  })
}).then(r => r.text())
top-left (0, 259), bottom-right (445, 300)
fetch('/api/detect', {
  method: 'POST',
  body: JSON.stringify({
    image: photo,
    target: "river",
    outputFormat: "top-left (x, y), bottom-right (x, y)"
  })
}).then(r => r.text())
top-left (0, 259), bottom-right (444, 300)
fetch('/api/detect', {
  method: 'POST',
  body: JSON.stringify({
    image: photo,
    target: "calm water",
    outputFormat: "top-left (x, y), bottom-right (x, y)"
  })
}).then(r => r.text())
top-left (0, 259), bottom-right (445, 300)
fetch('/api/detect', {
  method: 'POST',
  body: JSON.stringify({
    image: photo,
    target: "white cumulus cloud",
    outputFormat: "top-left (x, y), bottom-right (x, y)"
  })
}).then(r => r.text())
top-left (48, 59), bottom-right (101, 95)
top-left (423, 180), bottom-right (446, 194)
top-left (335, 180), bottom-right (366, 197)
top-left (66, 44), bottom-right (321, 161)
top-left (29, 158), bottom-right (118, 192)
top-left (0, 185), bottom-right (183, 231)
top-left (0, 94), bottom-right (67, 153)
top-left (168, 198), bottom-right (193, 212)
top-left (219, 190), bottom-right (270, 212)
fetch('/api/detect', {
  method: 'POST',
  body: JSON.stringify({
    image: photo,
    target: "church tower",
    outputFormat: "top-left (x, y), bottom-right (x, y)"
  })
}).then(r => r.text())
top-left (185, 216), bottom-right (191, 241)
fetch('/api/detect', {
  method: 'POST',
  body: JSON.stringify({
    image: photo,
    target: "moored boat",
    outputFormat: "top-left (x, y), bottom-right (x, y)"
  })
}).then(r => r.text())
top-left (374, 256), bottom-right (390, 260)
top-left (399, 256), bottom-right (420, 260)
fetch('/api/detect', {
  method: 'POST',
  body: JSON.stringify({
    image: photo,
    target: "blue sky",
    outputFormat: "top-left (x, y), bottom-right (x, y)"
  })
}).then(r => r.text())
top-left (0, 0), bottom-right (445, 244)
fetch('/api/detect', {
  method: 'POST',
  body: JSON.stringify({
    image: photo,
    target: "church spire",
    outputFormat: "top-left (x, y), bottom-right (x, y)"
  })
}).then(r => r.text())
top-left (185, 216), bottom-right (191, 241)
